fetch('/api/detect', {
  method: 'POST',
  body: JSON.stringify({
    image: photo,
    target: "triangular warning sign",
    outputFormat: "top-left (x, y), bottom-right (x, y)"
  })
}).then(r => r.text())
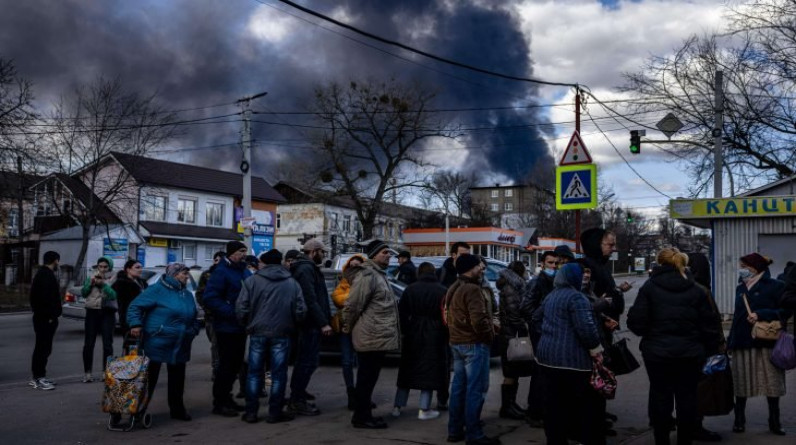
top-left (563, 173), bottom-right (590, 199)
top-left (559, 131), bottom-right (593, 165)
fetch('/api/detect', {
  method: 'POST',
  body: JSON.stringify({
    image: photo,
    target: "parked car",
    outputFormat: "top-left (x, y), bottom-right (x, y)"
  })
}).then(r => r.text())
top-left (62, 267), bottom-right (205, 327)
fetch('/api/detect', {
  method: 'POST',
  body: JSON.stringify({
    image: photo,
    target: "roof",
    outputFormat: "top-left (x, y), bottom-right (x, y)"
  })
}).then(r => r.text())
top-left (40, 224), bottom-right (142, 243)
top-left (0, 171), bottom-right (44, 199)
top-left (739, 173), bottom-right (796, 197)
top-left (139, 221), bottom-right (239, 243)
top-left (30, 173), bottom-right (122, 225)
top-left (110, 152), bottom-right (285, 203)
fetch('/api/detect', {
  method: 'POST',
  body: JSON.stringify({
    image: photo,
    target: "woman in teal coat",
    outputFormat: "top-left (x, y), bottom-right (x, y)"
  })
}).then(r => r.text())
top-left (127, 263), bottom-right (200, 421)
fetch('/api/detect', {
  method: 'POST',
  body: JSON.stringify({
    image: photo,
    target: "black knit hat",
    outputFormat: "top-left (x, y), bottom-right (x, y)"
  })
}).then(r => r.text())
top-left (455, 254), bottom-right (481, 275)
top-left (284, 249), bottom-right (301, 261)
top-left (260, 249), bottom-right (283, 265)
top-left (554, 245), bottom-right (575, 261)
top-left (226, 240), bottom-right (247, 256)
top-left (365, 239), bottom-right (390, 259)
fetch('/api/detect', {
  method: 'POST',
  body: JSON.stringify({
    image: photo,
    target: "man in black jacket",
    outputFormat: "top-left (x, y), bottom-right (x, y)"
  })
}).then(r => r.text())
top-left (395, 251), bottom-right (417, 285)
top-left (439, 242), bottom-right (470, 288)
top-left (29, 251), bottom-right (61, 391)
top-left (288, 238), bottom-right (332, 416)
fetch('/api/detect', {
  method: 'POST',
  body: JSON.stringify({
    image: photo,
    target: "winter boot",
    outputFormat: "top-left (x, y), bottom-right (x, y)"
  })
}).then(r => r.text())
top-left (347, 387), bottom-right (356, 411)
top-left (499, 384), bottom-right (525, 420)
top-left (767, 397), bottom-right (785, 435)
top-left (733, 397), bottom-right (746, 433)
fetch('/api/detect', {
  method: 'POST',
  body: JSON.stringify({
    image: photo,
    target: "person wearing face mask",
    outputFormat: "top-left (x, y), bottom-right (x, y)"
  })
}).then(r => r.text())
top-left (726, 253), bottom-right (789, 435)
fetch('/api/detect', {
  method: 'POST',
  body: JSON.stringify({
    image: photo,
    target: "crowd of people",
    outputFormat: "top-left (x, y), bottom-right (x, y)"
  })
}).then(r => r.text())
top-left (26, 229), bottom-right (796, 445)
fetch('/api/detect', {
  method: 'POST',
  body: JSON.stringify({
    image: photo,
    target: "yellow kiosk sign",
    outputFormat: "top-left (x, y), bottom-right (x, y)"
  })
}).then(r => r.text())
top-left (670, 195), bottom-right (796, 219)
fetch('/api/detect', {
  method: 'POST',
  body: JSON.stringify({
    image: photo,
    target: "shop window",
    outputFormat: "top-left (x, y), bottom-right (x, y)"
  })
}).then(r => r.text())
top-left (183, 243), bottom-right (196, 260)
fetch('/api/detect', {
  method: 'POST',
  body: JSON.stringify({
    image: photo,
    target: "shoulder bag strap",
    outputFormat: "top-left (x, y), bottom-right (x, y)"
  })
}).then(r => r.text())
top-left (741, 293), bottom-right (752, 315)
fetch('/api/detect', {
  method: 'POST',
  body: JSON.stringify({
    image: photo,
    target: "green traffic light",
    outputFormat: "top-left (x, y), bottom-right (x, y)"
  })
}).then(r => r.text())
top-left (630, 144), bottom-right (640, 154)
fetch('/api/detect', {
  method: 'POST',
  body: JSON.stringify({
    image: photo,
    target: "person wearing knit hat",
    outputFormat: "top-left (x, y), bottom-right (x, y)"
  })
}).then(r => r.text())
top-left (165, 263), bottom-right (190, 277)
top-left (365, 239), bottom-right (390, 259)
top-left (260, 249), bottom-right (283, 266)
top-left (454, 253), bottom-right (481, 276)
top-left (80, 256), bottom-right (118, 383)
top-left (283, 250), bottom-right (301, 269)
top-left (727, 252), bottom-right (787, 435)
top-left (203, 239), bottom-right (254, 417)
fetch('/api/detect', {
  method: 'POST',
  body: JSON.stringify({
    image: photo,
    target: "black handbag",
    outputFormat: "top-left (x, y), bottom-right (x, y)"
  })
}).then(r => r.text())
top-left (697, 366), bottom-right (734, 416)
top-left (605, 336), bottom-right (640, 376)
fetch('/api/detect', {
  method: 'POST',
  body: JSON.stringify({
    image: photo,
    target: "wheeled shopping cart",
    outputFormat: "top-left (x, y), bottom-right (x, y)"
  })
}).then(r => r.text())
top-left (102, 336), bottom-right (152, 431)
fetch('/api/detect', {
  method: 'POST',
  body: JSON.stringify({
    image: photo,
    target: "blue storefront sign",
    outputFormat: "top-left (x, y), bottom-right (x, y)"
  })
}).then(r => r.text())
top-left (252, 235), bottom-right (273, 257)
top-left (137, 246), bottom-right (146, 267)
top-left (103, 238), bottom-right (129, 262)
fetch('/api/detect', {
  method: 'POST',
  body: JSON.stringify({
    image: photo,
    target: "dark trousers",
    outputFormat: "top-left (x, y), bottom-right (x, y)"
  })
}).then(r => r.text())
top-left (290, 327), bottom-right (321, 401)
top-left (83, 308), bottom-right (115, 372)
top-left (353, 351), bottom-right (386, 421)
top-left (645, 358), bottom-right (701, 445)
top-left (31, 316), bottom-right (58, 379)
top-left (212, 331), bottom-right (247, 408)
top-left (147, 361), bottom-right (187, 415)
top-left (542, 366), bottom-right (605, 445)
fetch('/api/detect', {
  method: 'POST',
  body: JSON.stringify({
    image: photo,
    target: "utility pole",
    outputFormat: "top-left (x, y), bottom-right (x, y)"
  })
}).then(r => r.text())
top-left (574, 87), bottom-right (582, 253)
top-left (17, 155), bottom-right (24, 284)
top-left (713, 71), bottom-right (724, 198)
top-left (237, 91), bottom-right (267, 251)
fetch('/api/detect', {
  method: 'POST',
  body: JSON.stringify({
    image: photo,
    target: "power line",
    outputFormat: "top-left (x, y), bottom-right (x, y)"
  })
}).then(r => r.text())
top-left (7, 114), bottom-right (242, 136)
top-left (274, 0), bottom-right (578, 88)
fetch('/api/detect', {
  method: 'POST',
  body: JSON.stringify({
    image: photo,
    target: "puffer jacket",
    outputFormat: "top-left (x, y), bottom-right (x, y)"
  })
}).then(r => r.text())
top-left (727, 270), bottom-right (789, 350)
top-left (497, 268), bottom-right (533, 338)
top-left (331, 255), bottom-right (366, 309)
top-left (535, 263), bottom-right (603, 372)
top-left (236, 265), bottom-right (306, 337)
top-left (627, 265), bottom-right (721, 361)
top-left (580, 228), bottom-right (624, 319)
top-left (445, 275), bottom-right (494, 345)
top-left (127, 275), bottom-right (200, 364)
top-left (342, 260), bottom-right (401, 352)
top-left (202, 257), bottom-right (252, 334)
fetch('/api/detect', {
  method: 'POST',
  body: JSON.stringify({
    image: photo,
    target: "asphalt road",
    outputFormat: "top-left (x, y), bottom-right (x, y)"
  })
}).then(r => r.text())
top-left (1, 274), bottom-right (794, 445)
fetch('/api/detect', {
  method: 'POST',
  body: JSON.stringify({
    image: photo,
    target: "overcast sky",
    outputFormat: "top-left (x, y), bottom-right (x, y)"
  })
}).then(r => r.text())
top-left (1, 0), bottom-right (730, 218)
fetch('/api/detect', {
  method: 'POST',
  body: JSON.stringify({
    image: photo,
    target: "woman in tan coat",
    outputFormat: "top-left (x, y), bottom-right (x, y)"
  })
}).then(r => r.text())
top-left (331, 254), bottom-right (365, 410)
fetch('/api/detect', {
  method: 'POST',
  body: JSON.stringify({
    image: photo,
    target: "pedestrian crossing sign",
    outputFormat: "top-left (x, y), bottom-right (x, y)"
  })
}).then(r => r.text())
top-left (556, 164), bottom-right (598, 210)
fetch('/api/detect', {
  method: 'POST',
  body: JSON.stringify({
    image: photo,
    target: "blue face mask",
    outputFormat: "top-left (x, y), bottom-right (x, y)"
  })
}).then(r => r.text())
top-left (738, 268), bottom-right (753, 280)
top-left (544, 269), bottom-right (556, 277)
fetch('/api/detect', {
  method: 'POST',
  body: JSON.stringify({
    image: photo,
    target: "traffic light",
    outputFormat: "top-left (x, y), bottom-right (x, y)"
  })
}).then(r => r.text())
top-left (626, 214), bottom-right (634, 223)
top-left (630, 130), bottom-right (641, 154)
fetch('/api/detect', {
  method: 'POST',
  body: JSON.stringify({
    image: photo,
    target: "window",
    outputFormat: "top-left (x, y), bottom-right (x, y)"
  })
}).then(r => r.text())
top-left (205, 245), bottom-right (223, 261)
top-left (491, 189), bottom-right (499, 198)
top-left (343, 215), bottom-right (351, 232)
top-left (276, 213), bottom-right (281, 229)
top-left (177, 198), bottom-right (196, 223)
top-left (505, 202), bottom-right (513, 211)
top-left (329, 212), bottom-right (339, 228)
top-left (206, 202), bottom-right (224, 227)
top-left (388, 222), bottom-right (394, 238)
top-left (144, 195), bottom-right (167, 221)
top-left (8, 208), bottom-right (19, 237)
top-left (183, 243), bottom-right (196, 260)
top-left (490, 203), bottom-right (499, 212)
top-left (505, 189), bottom-right (513, 197)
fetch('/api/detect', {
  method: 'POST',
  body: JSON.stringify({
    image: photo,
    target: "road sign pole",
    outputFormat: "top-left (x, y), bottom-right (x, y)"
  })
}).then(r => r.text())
top-left (575, 88), bottom-right (581, 253)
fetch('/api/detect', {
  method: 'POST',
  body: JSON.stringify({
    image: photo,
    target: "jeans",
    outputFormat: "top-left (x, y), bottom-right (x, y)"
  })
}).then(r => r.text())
top-left (31, 316), bottom-right (58, 379)
top-left (340, 333), bottom-right (356, 389)
top-left (541, 365), bottom-right (605, 445)
top-left (146, 361), bottom-right (187, 416)
top-left (394, 387), bottom-right (433, 410)
top-left (212, 331), bottom-right (247, 408)
top-left (448, 343), bottom-right (491, 441)
top-left (290, 327), bottom-right (320, 401)
top-left (645, 357), bottom-right (701, 445)
top-left (246, 336), bottom-right (291, 417)
top-left (83, 308), bottom-right (115, 372)
top-left (353, 351), bottom-right (387, 421)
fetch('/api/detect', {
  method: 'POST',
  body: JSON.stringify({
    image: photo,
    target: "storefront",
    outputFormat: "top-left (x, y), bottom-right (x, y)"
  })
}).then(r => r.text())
top-left (671, 177), bottom-right (796, 316)
top-left (402, 227), bottom-right (530, 264)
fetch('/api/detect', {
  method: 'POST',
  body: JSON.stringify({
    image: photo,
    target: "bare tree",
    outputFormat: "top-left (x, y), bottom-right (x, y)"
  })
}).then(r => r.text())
top-left (310, 78), bottom-right (453, 239)
top-left (420, 170), bottom-right (475, 218)
top-left (0, 58), bottom-right (38, 168)
top-left (622, 1), bottom-right (796, 195)
top-left (42, 76), bottom-right (178, 273)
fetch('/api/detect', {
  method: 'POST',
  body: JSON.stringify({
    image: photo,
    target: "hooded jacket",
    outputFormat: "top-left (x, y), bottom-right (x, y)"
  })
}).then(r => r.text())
top-left (627, 265), bottom-right (720, 361)
top-left (780, 264), bottom-right (796, 311)
top-left (291, 254), bottom-right (331, 329)
top-left (343, 259), bottom-right (401, 352)
top-left (236, 265), bottom-right (306, 337)
top-left (535, 263), bottom-right (603, 371)
top-left (580, 228), bottom-right (624, 319)
top-left (127, 275), bottom-right (199, 364)
top-left (445, 274), bottom-right (494, 345)
top-left (202, 257), bottom-right (252, 333)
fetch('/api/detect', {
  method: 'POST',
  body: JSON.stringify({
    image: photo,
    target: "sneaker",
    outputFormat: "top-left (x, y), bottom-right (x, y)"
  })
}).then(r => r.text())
top-left (30, 378), bottom-right (55, 390)
top-left (418, 409), bottom-right (440, 420)
top-left (82, 373), bottom-right (93, 383)
top-left (391, 406), bottom-right (402, 417)
top-left (288, 400), bottom-right (320, 416)
top-left (40, 378), bottom-right (57, 386)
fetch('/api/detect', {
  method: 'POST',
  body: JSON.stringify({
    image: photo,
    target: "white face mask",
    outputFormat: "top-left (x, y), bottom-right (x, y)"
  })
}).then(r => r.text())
top-left (738, 268), bottom-right (753, 280)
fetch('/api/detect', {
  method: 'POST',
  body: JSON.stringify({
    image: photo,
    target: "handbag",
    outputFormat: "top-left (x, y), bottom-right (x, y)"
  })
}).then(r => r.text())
top-left (702, 354), bottom-right (728, 375)
top-left (742, 293), bottom-right (782, 340)
top-left (697, 362), bottom-right (734, 416)
top-left (507, 332), bottom-right (534, 362)
top-left (590, 360), bottom-right (617, 399)
top-left (605, 335), bottom-right (640, 376)
top-left (770, 332), bottom-right (796, 370)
